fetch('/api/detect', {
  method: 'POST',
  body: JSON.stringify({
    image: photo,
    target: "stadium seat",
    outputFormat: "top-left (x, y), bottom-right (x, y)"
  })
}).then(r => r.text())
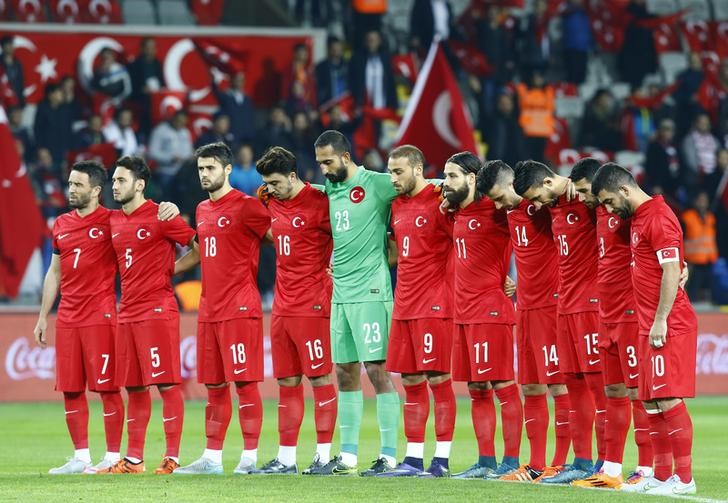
top-left (121, 0), bottom-right (156, 25)
top-left (678, 0), bottom-right (712, 20)
top-left (555, 96), bottom-right (584, 119)
top-left (615, 149), bottom-right (646, 171)
top-left (713, 0), bottom-right (728, 20)
top-left (158, 0), bottom-right (195, 25)
top-left (646, 0), bottom-right (679, 15)
top-left (611, 83), bottom-right (631, 101)
top-left (175, 280), bottom-right (201, 311)
top-left (659, 52), bottom-right (689, 83)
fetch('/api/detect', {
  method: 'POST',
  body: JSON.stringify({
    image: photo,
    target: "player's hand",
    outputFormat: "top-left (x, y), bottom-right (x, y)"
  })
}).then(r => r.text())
top-left (257, 184), bottom-right (270, 206)
top-left (679, 261), bottom-right (689, 289)
top-left (326, 265), bottom-right (333, 278)
top-left (34, 318), bottom-right (47, 348)
top-left (565, 179), bottom-right (577, 202)
top-left (649, 318), bottom-right (668, 349)
top-left (439, 197), bottom-right (455, 215)
top-left (158, 201), bottom-right (180, 221)
top-left (503, 276), bottom-right (516, 297)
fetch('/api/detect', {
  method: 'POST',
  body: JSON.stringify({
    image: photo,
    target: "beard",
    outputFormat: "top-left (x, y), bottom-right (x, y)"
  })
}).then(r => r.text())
top-left (324, 164), bottom-right (347, 183)
top-left (114, 190), bottom-right (135, 205)
top-left (444, 184), bottom-right (469, 205)
top-left (69, 192), bottom-right (91, 209)
top-left (202, 176), bottom-right (225, 193)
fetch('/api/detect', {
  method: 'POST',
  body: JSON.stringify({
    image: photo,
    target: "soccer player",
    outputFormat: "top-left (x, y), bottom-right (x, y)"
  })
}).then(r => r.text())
top-left (476, 160), bottom-right (571, 482)
top-left (251, 146), bottom-right (337, 474)
top-left (173, 142), bottom-right (270, 475)
top-left (102, 156), bottom-right (196, 474)
top-left (443, 152), bottom-right (524, 480)
top-left (513, 160), bottom-right (607, 482)
top-left (591, 163), bottom-right (698, 495)
top-left (308, 130), bottom-right (400, 476)
top-left (375, 145), bottom-right (456, 477)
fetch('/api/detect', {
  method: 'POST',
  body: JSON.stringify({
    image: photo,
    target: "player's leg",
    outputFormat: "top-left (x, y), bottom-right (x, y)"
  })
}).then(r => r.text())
top-left (307, 373), bottom-right (337, 472)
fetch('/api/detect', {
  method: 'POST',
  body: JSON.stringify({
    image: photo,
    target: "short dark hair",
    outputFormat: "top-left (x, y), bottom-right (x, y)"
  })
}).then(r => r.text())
top-left (0, 36), bottom-right (14, 47)
top-left (256, 146), bottom-right (297, 176)
top-left (513, 160), bottom-right (555, 195)
top-left (477, 160), bottom-right (513, 194)
top-left (71, 160), bottom-right (107, 189)
top-left (389, 144), bottom-right (425, 168)
top-left (570, 157), bottom-right (603, 183)
top-left (591, 162), bottom-right (637, 196)
top-left (115, 155), bottom-right (150, 187)
top-left (446, 151), bottom-right (481, 175)
top-left (314, 129), bottom-right (351, 155)
top-left (195, 141), bottom-right (233, 168)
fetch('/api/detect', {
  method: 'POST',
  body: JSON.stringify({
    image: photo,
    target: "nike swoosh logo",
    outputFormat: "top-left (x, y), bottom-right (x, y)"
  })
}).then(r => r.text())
top-left (477, 368), bottom-right (491, 375)
top-left (668, 428), bottom-right (683, 435)
top-left (629, 373), bottom-right (639, 379)
top-left (97, 378), bottom-right (111, 384)
top-left (318, 397), bottom-right (336, 407)
top-left (64, 410), bottom-right (78, 415)
top-left (239, 403), bottom-right (254, 409)
top-left (524, 418), bottom-right (535, 424)
top-left (556, 421), bottom-right (569, 426)
top-left (546, 370), bottom-right (560, 376)
top-left (162, 416), bottom-right (177, 422)
top-left (271, 218), bottom-right (278, 222)
top-left (311, 362), bottom-right (324, 370)
top-left (393, 219), bottom-right (401, 225)
top-left (112, 233), bottom-right (120, 238)
top-left (197, 221), bottom-right (205, 225)
top-left (652, 383), bottom-right (667, 391)
top-left (58, 233), bottom-right (70, 240)
top-left (103, 411), bottom-right (117, 417)
top-left (588, 359), bottom-right (601, 365)
top-left (422, 358), bottom-right (437, 364)
top-left (151, 370), bottom-right (166, 378)
top-left (126, 418), bottom-right (135, 423)
top-left (233, 368), bottom-right (247, 375)
top-left (369, 347), bottom-right (382, 353)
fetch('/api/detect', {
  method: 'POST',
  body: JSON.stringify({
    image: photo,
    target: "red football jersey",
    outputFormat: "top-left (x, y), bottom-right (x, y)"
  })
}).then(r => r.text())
top-left (391, 184), bottom-right (454, 319)
top-left (196, 189), bottom-right (270, 322)
top-left (507, 198), bottom-right (559, 310)
top-left (452, 197), bottom-right (515, 324)
top-left (550, 195), bottom-right (599, 314)
top-left (596, 205), bottom-right (637, 323)
top-left (630, 196), bottom-right (697, 335)
top-left (267, 183), bottom-right (332, 317)
top-left (52, 206), bottom-right (117, 327)
top-left (110, 200), bottom-right (195, 322)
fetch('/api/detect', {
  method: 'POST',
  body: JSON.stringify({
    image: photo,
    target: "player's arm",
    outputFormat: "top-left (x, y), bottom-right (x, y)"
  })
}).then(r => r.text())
top-left (387, 233), bottom-right (398, 266)
top-left (34, 254), bottom-right (61, 348)
top-left (263, 228), bottom-right (273, 244)
top-left (649, 260), bottom-right (681, 349)
top-left (174, 238), bottom-right (200, 275)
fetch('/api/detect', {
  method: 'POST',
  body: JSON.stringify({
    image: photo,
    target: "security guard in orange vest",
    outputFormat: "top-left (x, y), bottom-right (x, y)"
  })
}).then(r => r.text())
top-left (682, 191), bottom-right (718, 301)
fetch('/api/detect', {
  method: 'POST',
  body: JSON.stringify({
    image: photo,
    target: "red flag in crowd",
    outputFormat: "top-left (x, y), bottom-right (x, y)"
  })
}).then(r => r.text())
top-left (0, 106), bottom-right (45, 298)
top-left (66, 142), bottom-right (118, 170)
top-left (150, 89), bottom-right (187, 124)
top-left (395, 41), bottom-right (477, 169)
top-left (448, 40), bottom-right (492, 77)
top-left (194, 39), bottom-right (248, 77)
top-left (189, 0), bottom-right (225, 26)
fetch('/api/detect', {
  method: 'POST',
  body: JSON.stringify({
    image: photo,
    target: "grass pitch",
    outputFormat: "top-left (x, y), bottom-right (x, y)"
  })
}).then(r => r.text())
top-left (1, 397), bottom-right (727, 502)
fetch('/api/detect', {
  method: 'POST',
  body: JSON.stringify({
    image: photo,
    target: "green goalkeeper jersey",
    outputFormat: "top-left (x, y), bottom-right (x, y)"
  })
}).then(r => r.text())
top-left (324, 166), bottom-right (398, 303)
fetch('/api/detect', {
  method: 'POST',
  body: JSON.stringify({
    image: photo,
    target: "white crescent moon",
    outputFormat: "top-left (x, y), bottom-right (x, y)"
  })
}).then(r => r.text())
top-left (608, 216), bottom-right (617, 229)
top-left (292, 216), bottom-right (304, 228)
top-left (217, 216), bottom-right (229, 227)
top-left (160, 95), bottom-right (183, 117)
top-left (89, 0), bottom-right (111, 16)
top-left (78, 37), bottom-right (123, 90)
top-left (136, 228), bottom-right (149, 239)
top-left (415, 216), bottom-right (426, 227)
top-left (193, 117), bottom-right (213, 135)
top-left (57, 0), bottom-right (79, 16)
top-left (467, 218), bottom-right (479, 230)
top-left (527, 205), bottom-right (535, 216)
top-left (164, 38), bottom-right (210, 103)
top-left (566, 213), bottom-right (577, 225)
top-left (9, 36), bottom-right (38, 98)
top-left (19, 0), bottom-right (40, 15)
top-left (89, 227), bottom-right (101, 238)
top-left (433, 91), bottom-right (460, 148)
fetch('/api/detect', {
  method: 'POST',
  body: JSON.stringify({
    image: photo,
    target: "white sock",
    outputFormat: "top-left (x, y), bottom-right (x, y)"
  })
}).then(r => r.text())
top-left (242, 449), bottom-right (257, 464)
top-left (104, 452), bottom-right (120, 462)
top-left (381, 454), bottom-right (396, 467)
top-left (316, 443), bottom-right (331, 464)
top-left (203, 449), bottom-right (223, 464)
top-left (169, 456), bottom-right (179, 464)
top-left (602, 460), bottom-right (623, 477)
top-left (75, 448), bottom-right (91, 464)
top-left (125, 456), bottom-right (142, 464)
top-left (340, 451), bottom-right (357, 467)
top-left (434, 441), bottom-right (452, 459)
top-left (405, 442), bottom-right (424, 460)
top-left (278, 445), bottom-right (297, 467)
top-left (636, 465), bottom-right (654, 477)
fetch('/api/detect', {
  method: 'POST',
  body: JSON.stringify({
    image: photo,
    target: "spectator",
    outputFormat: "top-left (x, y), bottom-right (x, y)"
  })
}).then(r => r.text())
top-left (682, 112), bottom-right (720, 195)
top-left (350, 0), bottom-right (386, 53)
top-left (257, 105), bottom-right (294, 153)
top-left (645, 118), bottom-right (681, 197)
top-left (127, 37), bottom-right (165, 137)
top-left (33, 83), bottom-right (75, 169)
top-left (514, 69), bottom-right (555, 162)
top-left (476, 5), bottom-right (516, 116)
top-left (8, 104), bottom-right (33, 162)
top-left (213, 71), bottom-right (256, 144)
top-left (484, 90), bottom-right (527, 168)
top-left (617, 0), bottom-right (658, 90)
top-left (315, 35), bottom-right (349, 105)
top-left (92, 48), bottom-right (132, 105)
top-left (516, 0), bottom-right (551, 78)
top-left (29, 148), bottom-right (67, 219)
top-left (1, 36), bottom-right (25, 106)
top-left (59, 75), bottom-right (83, 128)
top-left (579, 88), bottom-right (623, 152)
top-left (74, 114), bottom-right (105, 149)
top-left (290, 111), bottom-right (320, 182)
top-left (229, 143), bottom-right (263, 196)
top-left (286, 79), bottom-right (317, 119)
top-left (713, 149), bottom-right (728, 258)
top-left (682, 191), bottom-right (718, 302)
top-left (194, 113), bottom-right (234, 148)
top-left (281, 42), bottom-right (316, 106)
top-left (674, 52), bottom-right (705, 138)
top-left (409, 0), bottom-right (455, 53)
top-left (561, 0), bottom-right (592, 85)
top-left (103, 108), bottom-right (140, 157)
top-left (148, 109), bottom-right (194, 200)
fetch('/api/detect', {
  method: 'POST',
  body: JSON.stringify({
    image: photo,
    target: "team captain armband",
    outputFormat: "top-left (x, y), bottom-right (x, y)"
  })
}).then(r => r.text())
top-left (656, 247), bottom-right (680, 264)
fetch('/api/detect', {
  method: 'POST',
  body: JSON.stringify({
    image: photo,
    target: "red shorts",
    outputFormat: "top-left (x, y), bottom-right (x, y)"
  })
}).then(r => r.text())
top-left (386, 318), bottom-right (453, 374)
top-left (517, 307), bottom-right (564, 385)
top-left (55, 324), bottom-right (118, 393)
top-left (638, 330), bottom-right (697, 401)
top-left (599, 321), bottom-right (640, 387)
top-left (452, 323), bottom-right (515, 383)
top-left (557, 311), bottom-right (601, 374)
top-left (116, 318), bottom-right (181, 387)
top-left (270, 316), bottom-right (331, 379)
top-left (198, 318), bottom-right (264, 384)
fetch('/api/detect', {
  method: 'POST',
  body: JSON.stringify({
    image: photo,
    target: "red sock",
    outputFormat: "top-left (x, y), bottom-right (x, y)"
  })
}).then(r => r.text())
top-left (99, 391), bottom-right (124, 453)
top-left (551, 393), bottom-right (571, 466)
top-left (524, 393), bottom-right (548, 470)
top-left (126, 389), bottom-right (151, 460)
top-left (662, 401), bottom-right (693, 482)
top-left (469, 388), bottom-right (496, 457)
top-left (430, 379), bottom-right (456, 442)
top-left (403, 381), bottom-right (429, 443)
top-left (205, 385), bottom-right (232, 450)
top-left (566, 374), bottom-right (594, 460)
top-left (605, 396), bottom-right (631, 464)
top-left (236, 382), bottom-right (262, 450)
top-left (63, 392), bottom-right (89, 450)
top-left (585, 372), bottom-right (607, 461)
top-left (312, 384), bottom-right (337, 444)
top-left (631, 399), bottom-right (654, 467)
top-left (495, 384), bottom-right (523, 459)
top-left (646, 409), bottom-right (673, 481)
top-left (159, 385), bottom-right (184, 458)
top-left (279, 384), bottom-right (304, 446)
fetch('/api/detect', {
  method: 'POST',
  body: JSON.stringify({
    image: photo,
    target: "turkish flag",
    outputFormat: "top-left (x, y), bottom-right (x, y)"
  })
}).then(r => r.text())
top-left (190, 0), bottom-right (225, 25)
top-left (66, 142), bottom-right (118, 170)
top-left (150, 89), bottom-right (188, 125)
top-left (394, 41), bottom-right (477, 170)
top-left (0, 106), bottom-right (45, 298)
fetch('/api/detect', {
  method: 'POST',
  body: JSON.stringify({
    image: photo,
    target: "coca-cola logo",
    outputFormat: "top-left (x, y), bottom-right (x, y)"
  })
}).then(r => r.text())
top-left (5, 337), bottom-right (55, 380)
top-left (696, 334), bottom-right (728, 375)
top-left (179, 336), bottom-right (196, 380)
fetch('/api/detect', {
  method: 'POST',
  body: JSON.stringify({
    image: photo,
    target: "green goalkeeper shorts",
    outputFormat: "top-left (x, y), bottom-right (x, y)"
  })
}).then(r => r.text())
top-left (330, 301), bottom-right (393, 364)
